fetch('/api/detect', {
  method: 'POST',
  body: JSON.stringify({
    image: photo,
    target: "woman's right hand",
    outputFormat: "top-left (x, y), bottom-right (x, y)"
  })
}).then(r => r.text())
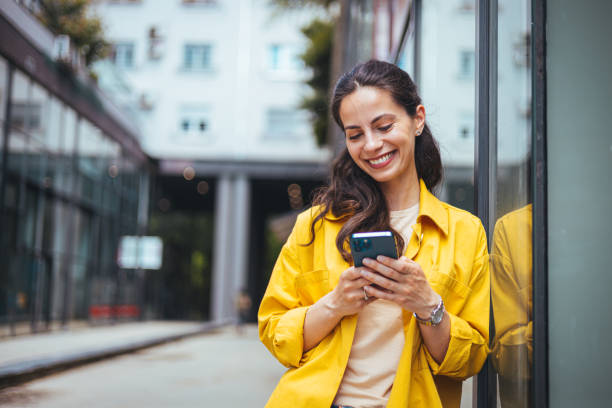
top-left (303, 266), bottom-right (375, 352)
top-left (325, 266), bottom-right (376, 318)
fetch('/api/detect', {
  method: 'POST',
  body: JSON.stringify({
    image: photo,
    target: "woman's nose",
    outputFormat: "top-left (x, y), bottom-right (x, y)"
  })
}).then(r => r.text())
top-left (363, 133), bottom-right (383, 152)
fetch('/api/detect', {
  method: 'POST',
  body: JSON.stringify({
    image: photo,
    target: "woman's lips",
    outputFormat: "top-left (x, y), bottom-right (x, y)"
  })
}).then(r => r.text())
top-left (366, 151), bottom-right (396, 169)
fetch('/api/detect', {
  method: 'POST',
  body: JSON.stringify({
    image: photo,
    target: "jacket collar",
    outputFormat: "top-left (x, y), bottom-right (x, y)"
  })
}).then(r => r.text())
top-left (417, 178), bottom-right (449, 236)
top-left (324, 179), bottom-right (449, 236)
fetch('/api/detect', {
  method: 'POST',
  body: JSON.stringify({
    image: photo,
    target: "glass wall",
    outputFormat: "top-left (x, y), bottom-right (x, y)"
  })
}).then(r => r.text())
top-left (0, 59), bottom-right (149, 334)
top-left (395, 1), bottom-right (534, 406)
top-left (547, 0), bottom-right (612, 406)
top-left (417, 0), bottom-right (476, 213)
top-left (490, 0), bottom-right (533, 407)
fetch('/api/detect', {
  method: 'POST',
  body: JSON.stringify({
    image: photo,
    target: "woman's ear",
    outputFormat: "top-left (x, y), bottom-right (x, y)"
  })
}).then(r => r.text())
top-left (415, 105), bottom-right (426, 133)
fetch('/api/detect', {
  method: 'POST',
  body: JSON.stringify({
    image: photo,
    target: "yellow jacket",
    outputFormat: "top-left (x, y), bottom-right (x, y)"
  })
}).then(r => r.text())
top-left (259, 180), bottom-right (490, 407)
top-left (490, 205), bottom-right (532, 407)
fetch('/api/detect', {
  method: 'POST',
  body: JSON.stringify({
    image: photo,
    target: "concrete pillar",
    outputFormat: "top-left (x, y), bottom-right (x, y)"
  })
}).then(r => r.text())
top-left (211, 175), bottom-right (233, 322)
top-left (229, 174), bottom-right (251, 309)
top-left (210, 174), bottom-right (251, 323)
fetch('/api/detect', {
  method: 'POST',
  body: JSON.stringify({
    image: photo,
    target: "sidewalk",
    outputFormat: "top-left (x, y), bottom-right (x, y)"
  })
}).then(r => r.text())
top-left (0, 320), bottom-right (226, 388)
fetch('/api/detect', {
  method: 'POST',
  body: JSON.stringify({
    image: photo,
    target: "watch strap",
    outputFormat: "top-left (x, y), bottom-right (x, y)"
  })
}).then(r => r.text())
top-left (413, 296), bottom-right (444, 327)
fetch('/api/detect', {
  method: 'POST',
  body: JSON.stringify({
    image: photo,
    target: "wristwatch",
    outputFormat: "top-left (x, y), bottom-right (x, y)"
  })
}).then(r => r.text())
top-left (413, 296), bottom-right (445, 326)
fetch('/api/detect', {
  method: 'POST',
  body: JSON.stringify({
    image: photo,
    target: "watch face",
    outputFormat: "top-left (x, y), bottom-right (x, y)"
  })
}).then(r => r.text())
top-left (432, 302), bottom-right (444, 324)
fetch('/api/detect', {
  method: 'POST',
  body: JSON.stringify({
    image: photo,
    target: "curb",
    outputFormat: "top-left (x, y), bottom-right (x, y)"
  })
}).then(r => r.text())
top-left (0, 320), bottom-right (230, 389)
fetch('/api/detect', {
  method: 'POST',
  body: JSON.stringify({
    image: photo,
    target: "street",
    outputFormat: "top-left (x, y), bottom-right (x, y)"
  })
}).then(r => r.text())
top-left (0, 324), bottom-right (285, 408)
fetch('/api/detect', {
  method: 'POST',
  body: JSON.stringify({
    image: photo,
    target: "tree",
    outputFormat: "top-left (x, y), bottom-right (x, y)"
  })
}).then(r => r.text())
top-left (37, 0), bottom-right (110, 67)
top-left (271, 0), bottom-right (337, 147)
top-left (299, 18), bottom-right (334, 147)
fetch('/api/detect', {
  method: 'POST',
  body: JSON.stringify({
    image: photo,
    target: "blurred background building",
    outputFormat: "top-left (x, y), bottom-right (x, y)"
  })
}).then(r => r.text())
top-left (0, 0), bottom-right (151, 335)
top-left (90, 0), bottom-right (331, 323)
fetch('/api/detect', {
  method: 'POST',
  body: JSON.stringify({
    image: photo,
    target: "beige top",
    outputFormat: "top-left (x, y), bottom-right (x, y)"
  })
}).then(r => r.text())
top-left (333, 203), bottom-right (419, 408)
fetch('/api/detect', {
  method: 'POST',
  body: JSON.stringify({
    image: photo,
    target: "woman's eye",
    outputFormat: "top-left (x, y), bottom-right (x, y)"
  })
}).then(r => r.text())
top-left (348, 133), bottom-right (362, 140)
top-left (379, 124), bottom-right (393, 132)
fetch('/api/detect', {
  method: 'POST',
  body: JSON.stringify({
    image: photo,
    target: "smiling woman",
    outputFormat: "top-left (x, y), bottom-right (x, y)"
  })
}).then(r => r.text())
top-left (258, 60), bottom-right (489, 408)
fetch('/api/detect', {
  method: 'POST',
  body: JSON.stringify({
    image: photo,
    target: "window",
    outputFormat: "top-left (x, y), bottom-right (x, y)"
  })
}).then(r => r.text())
top-left (10, 102), bottom-right (41, 132)
top-left (459, 50), bottom-right (475, 79)
top-left (112, 42), bottom-right (135, 68)
top-left (265, 109), bottom-right (307, 140)
top-left (178, 106), bottom-right (211, 138)
top-left (458, 112), bottom-right (474, 140)
top-left (183, 44), bottom-right (212, 70)
top-left (267, 44), bottom-right (304, 72)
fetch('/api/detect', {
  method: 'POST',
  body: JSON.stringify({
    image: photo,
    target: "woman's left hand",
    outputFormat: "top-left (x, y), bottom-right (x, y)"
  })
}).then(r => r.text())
top-left (360, 256), bottom-right (440, 318)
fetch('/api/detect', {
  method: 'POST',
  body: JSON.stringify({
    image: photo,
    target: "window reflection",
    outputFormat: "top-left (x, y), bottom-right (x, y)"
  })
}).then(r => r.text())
top-left (0, 56), bottom-right (7, 176)
top-left (418, 0), bottom-right (475, 213)
top-left (490, 0), bottom-right (533, 407)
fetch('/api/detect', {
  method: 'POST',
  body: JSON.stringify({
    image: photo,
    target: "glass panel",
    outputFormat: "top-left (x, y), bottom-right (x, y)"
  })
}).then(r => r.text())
top-left (490, 0), bottom-right (533, 407)
top-left (0, 56), bottom-right (7, 173)
top-left (77, 120), bottom-right (104, 204)
top-left (30, 82), bottom-right (50, 145)
top-left (8, 70), bottom-right (30, 175)
top-left (547, 1), bottom-right (612, 406)
top-left (55, 107), bottom-right (77, 194)
top-left (0, 56), bottom-right (7, 124)
top-left (418, 0), bottom-right (476, 213)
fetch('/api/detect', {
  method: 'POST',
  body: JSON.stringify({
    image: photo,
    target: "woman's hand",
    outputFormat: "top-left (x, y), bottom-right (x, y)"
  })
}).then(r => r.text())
top-left (325, 266), bottom-right (376, 318)
top-left (303, 266), bottom-right (374, 352)
top-left (360, 255), bottom-right (450, 364)
top-left (360, 256), bottom-right (439, 318)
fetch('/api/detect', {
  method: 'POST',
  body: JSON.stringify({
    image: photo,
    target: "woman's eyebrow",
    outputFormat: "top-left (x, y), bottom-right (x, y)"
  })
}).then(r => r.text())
top-left (371, 113), bottom-right (395, 123)
top-left (344, 113), bottom-right (396, 130)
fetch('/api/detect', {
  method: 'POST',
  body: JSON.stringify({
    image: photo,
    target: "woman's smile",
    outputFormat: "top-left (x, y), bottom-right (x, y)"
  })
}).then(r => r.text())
top-left (366, 150), bottom-right (396, 169)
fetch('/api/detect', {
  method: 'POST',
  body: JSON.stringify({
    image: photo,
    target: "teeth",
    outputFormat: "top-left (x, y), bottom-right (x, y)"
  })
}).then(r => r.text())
top-left (369, 152), bottom-right (392, 165)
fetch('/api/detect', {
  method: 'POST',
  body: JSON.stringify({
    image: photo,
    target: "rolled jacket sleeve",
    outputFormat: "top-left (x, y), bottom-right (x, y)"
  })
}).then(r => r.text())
top-left (258, 228), bottom-right (309, 368)
top-left (424, 225), bottom-right (490, 380)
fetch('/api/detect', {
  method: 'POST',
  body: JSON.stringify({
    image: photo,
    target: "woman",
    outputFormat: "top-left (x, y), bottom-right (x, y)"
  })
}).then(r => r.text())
top-left (259, 60), bottom-right (489, 408)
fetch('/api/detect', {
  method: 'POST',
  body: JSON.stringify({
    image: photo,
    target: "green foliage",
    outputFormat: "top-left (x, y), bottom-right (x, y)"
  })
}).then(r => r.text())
top-left (37, 0), bottom-right (110, 67)
top-left (299, 18), bottom-right (334, 146)
top-left (271, 0), bottom-right (336, 146)
top-left (149, 211), bottom-right (214, 320)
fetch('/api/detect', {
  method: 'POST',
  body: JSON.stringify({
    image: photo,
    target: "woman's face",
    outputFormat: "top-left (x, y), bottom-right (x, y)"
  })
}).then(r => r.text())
top-left (339, 86), bottom-right (425, 187)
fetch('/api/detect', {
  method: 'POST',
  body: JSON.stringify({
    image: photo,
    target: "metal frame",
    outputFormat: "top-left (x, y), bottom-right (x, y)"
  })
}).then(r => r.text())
top-left (531, 0), bottom-right (548, 406)
top-left (474, 0), bottom-right (497, 406)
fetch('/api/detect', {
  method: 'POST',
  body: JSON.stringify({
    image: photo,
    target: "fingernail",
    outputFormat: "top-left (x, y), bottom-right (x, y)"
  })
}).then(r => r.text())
top-left (363, 258), bottom-right (371, 265)
top-left (377, 255), bottom-right (385, 262)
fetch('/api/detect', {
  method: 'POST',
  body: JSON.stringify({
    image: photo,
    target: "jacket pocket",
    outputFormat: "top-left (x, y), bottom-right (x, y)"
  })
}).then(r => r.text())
top-left (295, 269), bottom-right (331, 306)
top-left (428, 266), bottom-right (471, 313)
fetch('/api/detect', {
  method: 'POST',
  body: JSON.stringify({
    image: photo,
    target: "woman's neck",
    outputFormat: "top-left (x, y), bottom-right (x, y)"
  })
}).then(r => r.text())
top-left (380, 172), bottom-right (420, 211)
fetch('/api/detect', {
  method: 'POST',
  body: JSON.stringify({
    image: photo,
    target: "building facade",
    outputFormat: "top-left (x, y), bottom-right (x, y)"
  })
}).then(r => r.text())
top-left (0, 0), bottom-right (151, 335)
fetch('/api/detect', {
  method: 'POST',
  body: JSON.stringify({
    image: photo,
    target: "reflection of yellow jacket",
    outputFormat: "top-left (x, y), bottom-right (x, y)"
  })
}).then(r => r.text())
top-left (258, 180), bottom-right (489, 408)
top-left (491, 204), bottom-right (532, 381)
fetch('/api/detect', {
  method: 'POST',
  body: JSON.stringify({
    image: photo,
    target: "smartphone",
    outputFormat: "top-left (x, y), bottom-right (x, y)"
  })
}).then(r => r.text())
top-left (349, 231), bottom-right (399, 267)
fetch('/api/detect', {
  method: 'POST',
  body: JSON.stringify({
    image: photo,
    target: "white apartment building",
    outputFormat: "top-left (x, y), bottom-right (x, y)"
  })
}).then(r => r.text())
top-left (93, 0), bottom-right (331, 322)
top-left (94, 0), bottom-right (328, 162)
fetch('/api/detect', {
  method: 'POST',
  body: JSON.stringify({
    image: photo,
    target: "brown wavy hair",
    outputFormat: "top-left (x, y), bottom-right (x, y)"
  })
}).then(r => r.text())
top-left (307, 60), bottom-right (443, 262)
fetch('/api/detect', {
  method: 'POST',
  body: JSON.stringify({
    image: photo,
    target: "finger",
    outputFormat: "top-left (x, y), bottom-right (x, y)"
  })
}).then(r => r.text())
top-left (364, 285), bottom-right (395, 302)
top-left (359, 269), bottom-right (399, 292)
top-left (352, 278), bottom-right (375, 289)
top-left (365, 296), bottom-right (377, 304)
top-left (341, 266), bottom-right (361, 281)
top-left (362, 258), bottom-right (402, 281)
top-left (377, 255), bottom-right (421, 275)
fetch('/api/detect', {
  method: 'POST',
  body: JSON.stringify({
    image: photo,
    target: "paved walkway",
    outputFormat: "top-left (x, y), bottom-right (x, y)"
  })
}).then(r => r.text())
top-left (0, 320), bottom-right (224, 387)
top-left (0, 324), bottom-right (286, 407)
